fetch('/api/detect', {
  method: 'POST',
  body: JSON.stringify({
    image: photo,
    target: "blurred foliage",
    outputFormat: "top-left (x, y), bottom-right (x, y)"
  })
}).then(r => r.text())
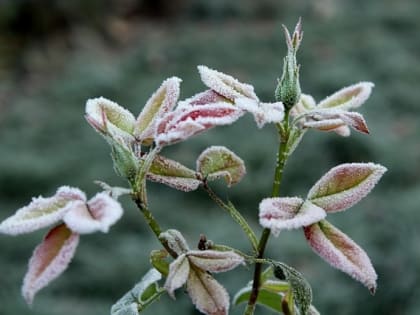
top-left (1, 0), bottom-right (420, 314)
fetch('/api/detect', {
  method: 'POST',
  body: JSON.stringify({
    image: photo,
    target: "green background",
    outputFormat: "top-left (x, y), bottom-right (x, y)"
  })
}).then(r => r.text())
top-left (1, 0), bottom-right (419, 314)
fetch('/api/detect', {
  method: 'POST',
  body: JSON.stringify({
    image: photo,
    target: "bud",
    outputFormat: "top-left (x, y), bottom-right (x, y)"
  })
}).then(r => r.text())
top-left (275, 18), bottom-right (303, 110)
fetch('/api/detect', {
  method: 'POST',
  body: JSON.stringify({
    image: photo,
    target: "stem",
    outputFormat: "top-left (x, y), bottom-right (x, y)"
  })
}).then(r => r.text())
top-left (244, 112), bottom-right (291, 315)
top-left (203, 183), bottom-right (259, 252)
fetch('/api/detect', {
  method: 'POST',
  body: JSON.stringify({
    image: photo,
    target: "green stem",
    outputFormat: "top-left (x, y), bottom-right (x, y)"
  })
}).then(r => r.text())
top-left (132, 193), bottom-right (162, 239)
top-left (203, 183), bottom-right (259, 252)
top-left (244, 112), bottom-right (291, 315)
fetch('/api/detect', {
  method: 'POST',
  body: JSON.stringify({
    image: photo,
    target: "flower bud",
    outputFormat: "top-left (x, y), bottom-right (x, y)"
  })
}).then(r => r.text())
top-left (275, 19), bottom-right (303, 110)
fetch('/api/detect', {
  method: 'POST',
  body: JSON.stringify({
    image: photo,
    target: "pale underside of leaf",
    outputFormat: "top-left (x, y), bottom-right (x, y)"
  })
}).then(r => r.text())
top-left (290, 93), bottom-right (316, 117)
top-left (197, 65), bottom-right (258, 101)
top-left (164, 254), bottom-right (190, 298)
top-left (259, 198), bottom-right (326, 236)
top-left (22, 224), bottom-right (79, 305)
top-left (159, 229), bottom-right (190, 256)
top-left (187, 267), bottom-right (230, 315)
top-left (187, 250), bottom-right (244, 273)
top-left (308, 163), bottom-right (387, 213)
top-left (63, 193), bottom-right (123, 234)
top-left (235, 98), bottom-right (284, 128)
top-left (196, 146), bottom-right (246, 186)
top-left (135, 77), bottom-right (182, 142)
top-left (304, 220), bottom-right (377, 293)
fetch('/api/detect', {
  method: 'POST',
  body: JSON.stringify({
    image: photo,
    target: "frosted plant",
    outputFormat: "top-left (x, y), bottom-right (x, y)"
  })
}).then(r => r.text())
top-left (0, 19), bottom-right (387, 315)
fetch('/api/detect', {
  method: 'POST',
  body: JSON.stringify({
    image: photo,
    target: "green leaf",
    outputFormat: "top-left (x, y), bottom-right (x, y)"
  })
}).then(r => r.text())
top-left (233, 286), bottom-right (285, 313)
top-left (196, 146), bottom-right (246, 186)
top-left (150, 250), bottom-right (169, 277)
top-left (111, 269), bottom-right (163, 315)
top-left (273, 262), bottom-right (312, 315)
top-left (148, 155), bottom-right (200, 192)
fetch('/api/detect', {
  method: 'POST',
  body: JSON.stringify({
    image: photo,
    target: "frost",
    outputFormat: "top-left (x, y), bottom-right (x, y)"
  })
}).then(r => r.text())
top-left (236, 98), bottom-right (285, 128)
top-left (187, 250), bottom-right (244, 273)
top-left (165, 254), bottom-right (190, 298)
top-left (304, 220), bottom-right (377, 293)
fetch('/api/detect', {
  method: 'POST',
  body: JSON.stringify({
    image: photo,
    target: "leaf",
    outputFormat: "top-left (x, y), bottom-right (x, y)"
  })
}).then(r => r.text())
top-left (290, 93), bottom-right (316, 117)
top-left (338, 112), bottom-right (369, 134)
top-left (150, 249), bottom-right (170, 277)
top-left (187, 267), bottom-right (230, 315)
top-left (63, 192), bottom-right (123, 234)
top-left (179, 89), bottom-right (229, 107)
top-left (155, 103), bottom-right (244, 146)
top-left (236, 98), bottom-right (284, 128)
top-left (272, 262), bottom-right (313, 315)
top-left (304, 220), bottom-right (377, 293)
top-left (0, 186), bottom-right (85, 235)
top-left (196, 146), bottom-right (246, 186)
top-left (147, 155), bottom-right (201, 192)
top-left (187, 250), bottom-right (244, 273)
top-left (111, 268), bottom-right (162, 315)
top-left (259, 198), bottom-right (326, 236)
top-left (159, 229), bottom-right (189, 256)
top-left (164, 254), bottom-right (190, 298)
top-left (233, 286), bottom-right (285, 313)
top-left (85, 97), bottom-right (135, 142)
top-left (197, 65), bottom-right (258, 101)
top-left (317, 82), bottom-right (374, 111)
top-left (135, 77), bottom-right (182, 144)
top-left (22, 224), bottom-right (79, 305)
top-left (307, 163), bottom-right (387, 213)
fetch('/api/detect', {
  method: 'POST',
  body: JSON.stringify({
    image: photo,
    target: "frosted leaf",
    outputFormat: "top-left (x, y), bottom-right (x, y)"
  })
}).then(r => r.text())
top-left (308, 163), bottom-right (387, 213)
top-left (0, 187), bottom-right (85, 235)
top-left (338, 111), bottom-right (370, 134)
top-left (155, 103), bottom-right (244, 146)
top-left (304, 220), bottom-right (377, 293)
top-left (135, 77), bottom-right (182, 144)
top-left (331, 125), bottom-right (351, 137)
top-left (290, 94), bottom-right (316, 117)
top-left (85, 97), bottom-right (135, 142)
top-left (187, 250), bottom-right (244, 273)
top-left (22, 224), bottom-right (79, 305)
top-left (236, 98), bottom-right (285, 128)
top-left (178, 89), bottom-right (229, 108)
top-left (164, 254), bottom-right (190, 298)
top-left (111, 268), bottom-right (162, 315)
top-left (198, 65), bottom-right (258, 101)
top-left (304, 110), bottom-right (369, 135)
top-left (187, 268), bottom-right (230, 315)
top-left (259, 198), bottom-right (326, 236)
top-left (304, 118), bottom-right (346, 131)
top-left (159, 229), bottom-right (190, 256)
top-left (63, 192), bottom-right (123, 234)
top-left (147, 155), bottom-right (200, 192)
top-left (317, 82), bottom-right (374, 111)
top-left (196, 146), bottom-right (246, 186)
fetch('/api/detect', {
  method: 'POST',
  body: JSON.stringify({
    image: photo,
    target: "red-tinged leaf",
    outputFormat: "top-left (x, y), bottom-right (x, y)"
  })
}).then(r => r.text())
top-left (135, 77), bottom-right (182, 144)
top-left (179, 89), bottom-right (229, 107)
top-left (197, 65), bottom-right (258, 101)
top-left (307, 163), bottom-right (387, 213)
top-left (304, 220), bottom-right (377, 293)
top-left (259, 198), bottom-right (326, 236)
top-left (63, 192), bottom-right (123, 234)
top-left (85, 97), bottom-right (135, 141)
top-left (147, 155), bottom-right (201, 192)
top-left (317, 82), bottom-right (374, 111)
top-left (155, 103), bottom-right (244, 146)
top-left (338, 112), bottom-right (370, 134)
top-left (164, 254), bottom-right (190, 298)
top-left (22, 224), bottom-right (79, 304)
top-left (303, 118), bottom-right (346, 131)
top-left (0, 187), bottom-right (86, 235)
top-left (196, 146), bottom-right (246, 186)
top-left (187, 267), bottom-right (230, 315)
top-left (236, 98), bottom-right (284, 128)
top-left (187, 250), bottom-right (244, 273)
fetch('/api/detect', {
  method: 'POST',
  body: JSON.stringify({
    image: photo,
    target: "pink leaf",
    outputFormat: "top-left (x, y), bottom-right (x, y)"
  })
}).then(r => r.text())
top-left (135, 77), bottom-right (182, 144)
top-left (259, 198), bottom-right (326, 236)
top-left (187, 250), bottom-right (244, 273)
top-left (179, 89), bottom-right (229, 107)
top-left (187, 268), bottom-right (230, 315)
top-left (338, 112), bottom-right (370, 134)
top-left (63, 192), bottom-right (123, 234)
top-left (164, 254), bottom-right (190, 298)
top-left (197, 65), bottom-right (258, 101)
top-left (304, 220), bottom-right (377, 293)
top-left (307, 163), bottom-right (387, 213)
top-left (155, 103), bottom-right (244, 146)
top-left (0, 187), bottom-right (86, 235)
top-left (317, 82), bottom-right (374, 111)
top-left (22, 224), bottom-right (79, 304)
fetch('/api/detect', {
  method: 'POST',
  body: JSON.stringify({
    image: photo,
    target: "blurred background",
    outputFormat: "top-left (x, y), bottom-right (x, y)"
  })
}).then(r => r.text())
top-left (0, 0), bottom-right (419, 314)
